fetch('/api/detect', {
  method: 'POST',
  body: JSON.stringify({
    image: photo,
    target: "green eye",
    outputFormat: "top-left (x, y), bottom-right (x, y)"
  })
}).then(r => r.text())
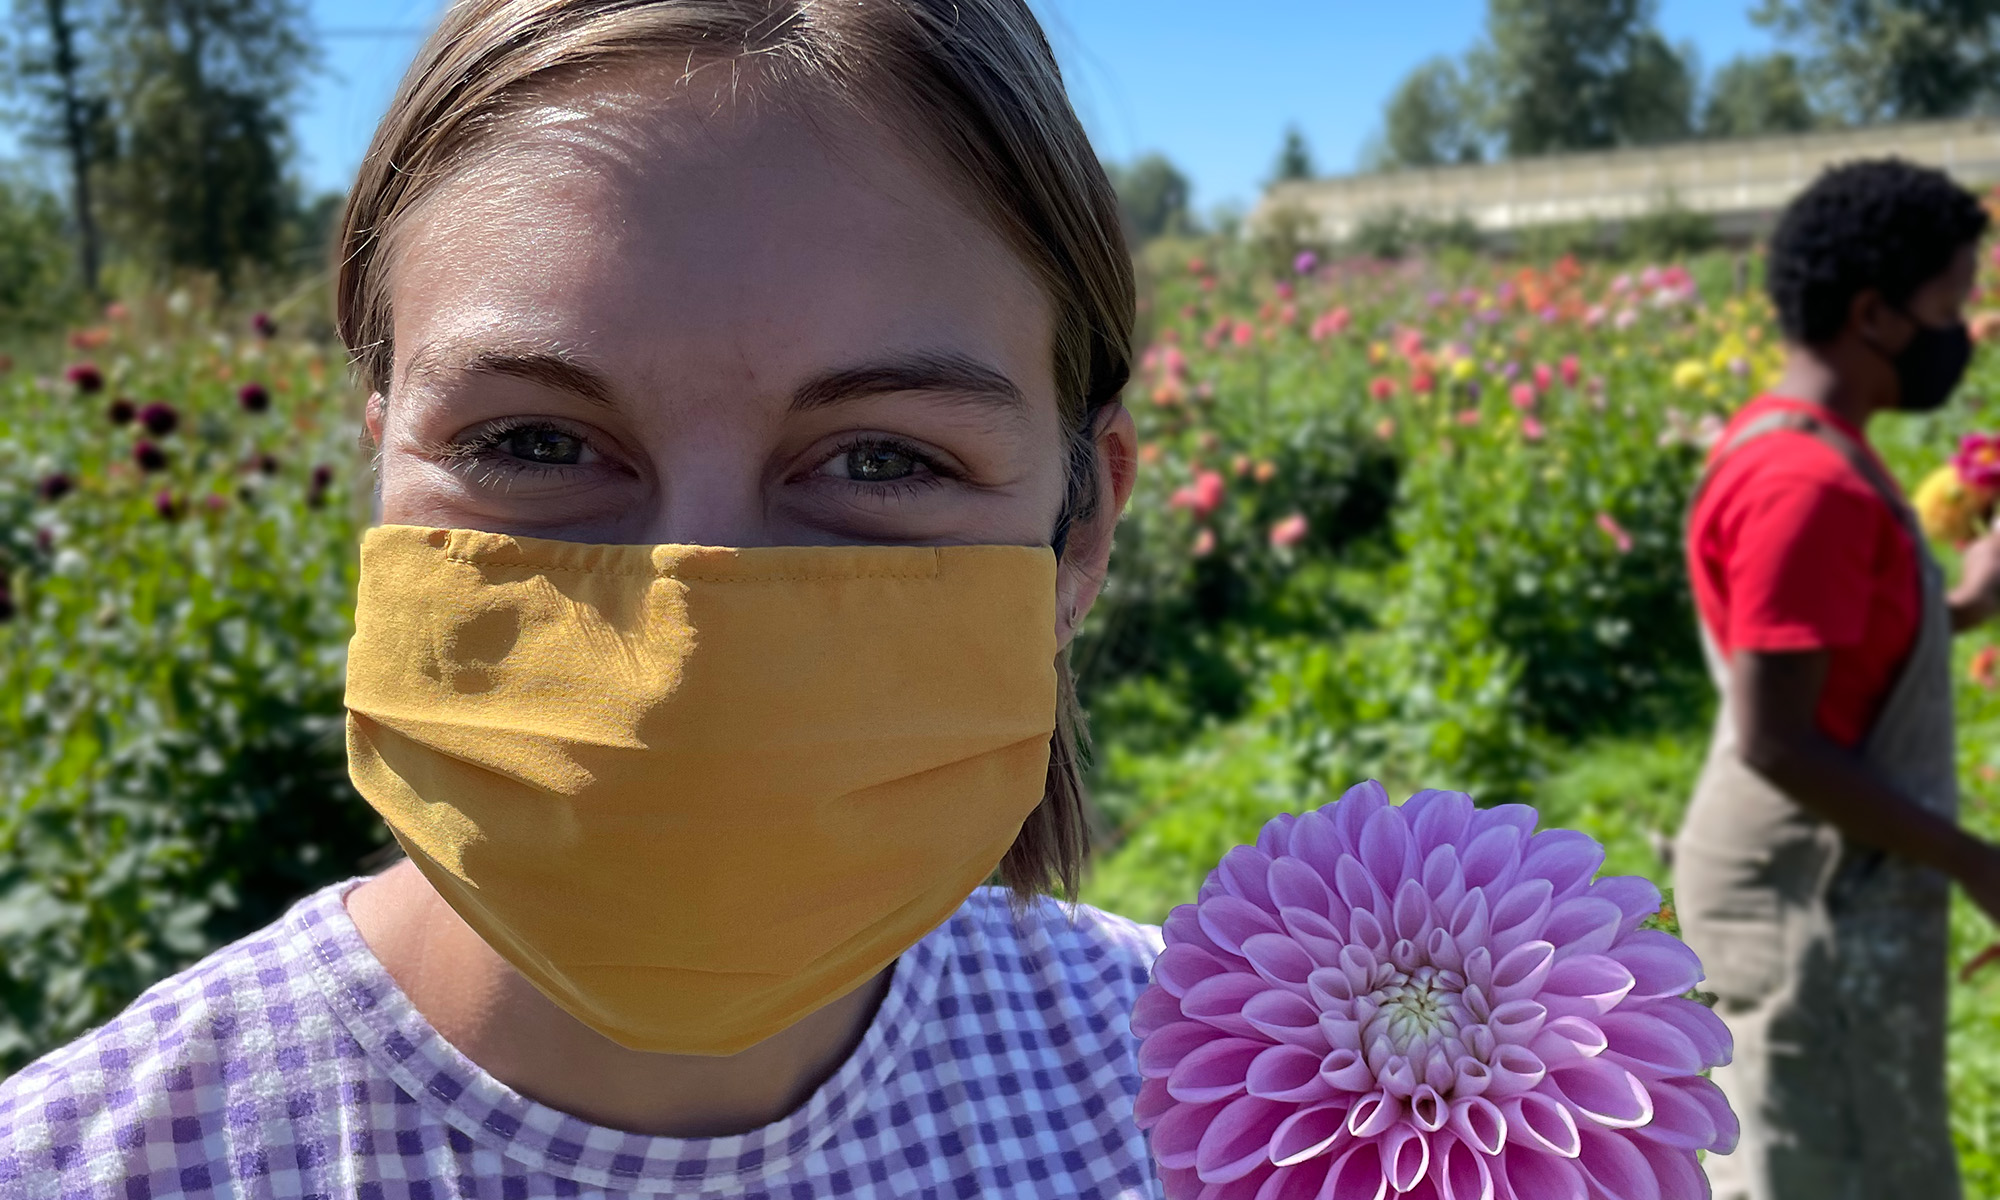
top-left (502, 426), bottom-right (585, 465)
top-left (845, 445), bottom-right (918, 482)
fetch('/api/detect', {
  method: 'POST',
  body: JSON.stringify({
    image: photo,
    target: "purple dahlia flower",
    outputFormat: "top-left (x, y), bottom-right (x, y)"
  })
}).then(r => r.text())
top-left (1133, 782), bottom-right (1736, 1200)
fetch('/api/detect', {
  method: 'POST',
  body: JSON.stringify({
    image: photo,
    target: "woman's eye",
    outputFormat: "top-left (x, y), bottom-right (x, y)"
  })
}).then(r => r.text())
top-left (824, 444), bottom-right (923, 483)
top-left (497, 425), bottom-right (585, 466)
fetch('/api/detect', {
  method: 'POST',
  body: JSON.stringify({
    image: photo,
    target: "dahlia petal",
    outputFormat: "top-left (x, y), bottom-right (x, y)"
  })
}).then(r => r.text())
top-left (1421, 845), bottom-right (1468, 921)
top-left (1220, 845), bottom-right (1280, 913)
top-left (1500, 1146), bottom-right (1586, 1200)
top-left (1596, 1011), bottom-right (1702, 1078)
top-left (1311, 964), bottom-right (1359, 1008)
top-left (1170, 1037), bottom-right (1268, 1104)
top-left (1202, 895), bottom-right (1287, 957)
top-left (1587, 876), bottom-right (1662, 935)
top-left (1574, 1122), bottom-right (1663, 1200)
top-left (1435, 1130), bottom-right (1497, 1200)
top-left (1332, 781), bottom-right (1392, 853)
top-left (1377, 1054), bottom-right (1418, 1098)
top-left (1548, 1058), bottom-right (1654, 1128)
top-left (1423, 1052), bottom-right (1458, 1094)
top-left (1269, 1099), bottom-right (1353, 1166)
top-left (1624, 1071), bottom-right (1718, 1150)
top-left (1256, 1154), bottom-right (1337, 1200)
top-left (1182, 971), bottom-right (1276, 1038)
top-left (1460, 826), bottom-right (1523, 893)
top-left (1608, 931), bottom-right (1704, 1001)
top-left (1542, 954), bottom-right (1636, 1013)
top-left (1167, 903), bottom-right (1233, 960)
top-left (1257, 812), bottom-right (1299, 859)
top-left (1622, 1130), bottom-right (1711, 1200)
top-left (1528, 1015), bottom-right (1609, 1070)
top-left (1350, 908), bottom-right (1391, 958)
top-left (1656, 1074), bottom-right (1738, 1154)
top-left (1453, 1056), bottom-right (1494, 1098)
top-left (1246, 1043), bottom-right (1336, 1104)
top-left (1426, 926), bottom-right (1465, 975)
top-left (1160, 1164), bottom-right (1203, 1200)
top-left (1381, 1122), bottom-right (1431, 1192)
top-left (1270, 856), bottom-right (1341, 918)
top-left (1501, 1091), bottom-right (1580, 1157)
top-left (1198, 1163), bottom-right (1275, 1200)
top-left (1482, 1043), bottom-right (1547, 1097)
top-left (1487, 999), bottom-right (1549, 1046)
top-left (1243, 932), bottom-right (1318, 995)
top-left (1244, 988), bottom-right (1334, 1051)
top-left (1463, 948), bottom-right (1495, 996)
top-left (1518, 829), bottom-right (1604, 899)
top-left (1288, 810), bottom-right (1346, 883)
top-left (1488, 941), bottom-right (1557, 1004)
top-left (1410, 790), bottom-right (1475, 856)
top-left (1467, 803), bottom-right (1538, 840)
top-left (1449, 891), bottom-right (1493, 961)
top-left (1133, 984), bottom-right (1188, 1038)
top-left (1348, 1090), bottom-right (1404, 1138)
top-left (1488, 880), bottom-right (1553, 958)
top-left (1152, 1096), bottom-right (1231, 1169)
top-left (1394, 878), bottom-right (1435, 942)
top-left (1448, 1095), bottom-right (1507, 1155)
top-left (1409, 1084), bottom-right (1448, 1132)
top-left (1157, 943), bottom-right (1235, 999)
top-left (1361, 806), bottom-right (1417, 895)
top-left (1643, 997), bottom-right (1731, 1069)
top-left (1337, 855), bottom-right (1391, 921)
top-left (1142, 1021), bottom-right (1222, 1079)
top-left (1196, 1095), bottom-right (1292, 1184)
top-left (1321, 1046), bottom-right (1377, 1092)
top-left (1138, 1075), bottom-right (1177, 1130)
top-left (1281, 906), bottom-right (1349, 967)
top-left (1541, 897), bottom-right (1623, 960)
top-left (1326, 1141), bottom-right (1391, 1200)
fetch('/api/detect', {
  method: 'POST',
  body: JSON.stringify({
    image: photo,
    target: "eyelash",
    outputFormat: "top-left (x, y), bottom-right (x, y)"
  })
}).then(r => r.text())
top-left (438, 421), bottom-right (959, 498)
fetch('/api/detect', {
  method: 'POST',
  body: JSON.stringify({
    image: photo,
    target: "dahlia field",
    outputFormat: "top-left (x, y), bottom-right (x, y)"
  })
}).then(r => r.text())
top-left (4, 243), bottom-right (2000, 1186)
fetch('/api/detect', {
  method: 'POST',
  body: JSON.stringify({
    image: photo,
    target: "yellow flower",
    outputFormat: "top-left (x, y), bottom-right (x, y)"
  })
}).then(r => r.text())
top-left (1671, 360), bottom-right (1708, 391)
top-left (1450, 358), bottom-right (1475, 382)
top-left (1914, 465), bottom-right (1997, 543)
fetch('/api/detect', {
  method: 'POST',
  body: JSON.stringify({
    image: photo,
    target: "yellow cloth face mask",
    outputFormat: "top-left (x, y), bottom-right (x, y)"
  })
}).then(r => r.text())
top-left (345, 525), bottom-right (1057, 1056)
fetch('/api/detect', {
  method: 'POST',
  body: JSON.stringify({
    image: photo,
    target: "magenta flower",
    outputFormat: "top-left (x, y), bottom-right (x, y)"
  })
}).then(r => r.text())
top-left (238, 382), bottom-right (271, 414)
top-left (133, 440), bottom-right (168, 473)
top-left (137, 401), bottom-right (179, 437)
top-left (1595, 513), bottom-right (1634, 555)
top-left (66, 362), bottom-right (104, 393)
top-left (107, 397), bottom-right (137, 426)
top-left (1133, 782), bottom-right (1736, 1200)
top-left (1952, 432), bottom-right (2000, 492)
top-left (36, 473), bottom-right (74, 503)
top-left (251, 311), bottom-right (278, 339)
top-left (1269, 513), bottom-right (1310, 550)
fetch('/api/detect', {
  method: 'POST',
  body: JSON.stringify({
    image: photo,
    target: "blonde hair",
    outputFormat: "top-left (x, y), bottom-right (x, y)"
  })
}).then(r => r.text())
top-left (335, 0), bottom-right (1134, 899)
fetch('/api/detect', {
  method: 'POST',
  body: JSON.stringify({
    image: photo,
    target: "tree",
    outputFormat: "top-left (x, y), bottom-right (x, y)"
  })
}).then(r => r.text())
top-left (1375, 57), bottom-right (1486, 168)
top-left (1105, 153), bottom-right (1193, 243)
top-left (1701, 52), bottom-right (1817, 136)
top-left (1755, 0), bottom-right (2000, 123)
top-left (1473, 0), bottom-right (1695, 156)
top-left (92, 0), bottom-right (314, 283)
top-left (6, 0), bottom-right (109, 293)
top-left (1270, 125), bottom-right (1315, 183)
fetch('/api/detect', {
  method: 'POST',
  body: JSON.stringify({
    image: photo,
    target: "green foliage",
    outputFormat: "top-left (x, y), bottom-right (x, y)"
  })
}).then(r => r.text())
top-left (1474, 0), bottom-right (1695, 155)
top-left (1702, 51), bottom-right (1819, 137)
top-left (1269, 126), bottom-right (1316, 184)
top-left (1347, 208), bottom-right (1484, 260)
top-left (0, 170), bottom-right (80, 330)
top-left (1756, 0), bottom-right (2000, 123)
top-left (0, 303), bottom-right (383, 1068)
top-left (1106, 154), bottom-right (1195, 244)
top-left (1374, 57), bottom-right (1486, 170)
top-left (1620, 199), bottom-right (1718, 262)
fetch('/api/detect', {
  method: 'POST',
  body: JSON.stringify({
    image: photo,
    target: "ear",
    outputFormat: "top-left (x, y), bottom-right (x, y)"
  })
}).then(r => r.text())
top-left (1848, 287), bottom-right (1909, 353)
top-left (364, 392), bottom-right (388, 446)
top-left (1055, 401), bottom-right (1137, 647)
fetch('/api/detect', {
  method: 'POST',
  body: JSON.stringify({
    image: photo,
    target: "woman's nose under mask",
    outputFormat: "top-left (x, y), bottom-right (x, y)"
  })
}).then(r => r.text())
top-left (344, 524), bottom-right (1058, 1055)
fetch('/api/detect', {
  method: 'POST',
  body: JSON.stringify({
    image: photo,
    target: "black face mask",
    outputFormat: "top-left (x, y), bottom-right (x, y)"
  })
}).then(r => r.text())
top-left (1892, 317), bottom-right (1974, 413)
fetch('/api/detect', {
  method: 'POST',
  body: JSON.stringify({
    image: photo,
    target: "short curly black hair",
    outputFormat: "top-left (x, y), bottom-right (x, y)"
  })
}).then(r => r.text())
top-left (1766, 158), bottom-right (1989, 344)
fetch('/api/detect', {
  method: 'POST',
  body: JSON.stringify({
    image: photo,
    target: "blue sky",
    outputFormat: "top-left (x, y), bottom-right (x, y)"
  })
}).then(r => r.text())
top-left (295, 1), bottom-right (1776, 213)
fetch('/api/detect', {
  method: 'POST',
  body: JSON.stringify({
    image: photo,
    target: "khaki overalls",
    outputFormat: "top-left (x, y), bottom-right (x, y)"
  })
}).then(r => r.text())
top-left (1674, 410), bottom-right (1960, 1200)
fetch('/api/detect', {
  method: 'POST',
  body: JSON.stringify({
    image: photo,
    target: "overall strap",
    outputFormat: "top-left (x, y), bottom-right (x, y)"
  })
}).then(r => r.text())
top-left (1689, 408), bottom-right (1920, 542)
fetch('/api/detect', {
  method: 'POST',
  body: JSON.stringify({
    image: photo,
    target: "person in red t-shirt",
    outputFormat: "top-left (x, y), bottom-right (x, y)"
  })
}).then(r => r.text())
top-left (1677, 160), bottom-right (2000, 1200)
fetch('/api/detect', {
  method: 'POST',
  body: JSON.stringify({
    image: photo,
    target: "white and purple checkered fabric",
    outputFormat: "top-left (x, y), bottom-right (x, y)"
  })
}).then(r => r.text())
top-left (0, 880), bottom-right (1164, 1198)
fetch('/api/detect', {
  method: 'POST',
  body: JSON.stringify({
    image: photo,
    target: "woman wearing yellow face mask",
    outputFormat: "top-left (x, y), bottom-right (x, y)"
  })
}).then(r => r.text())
top-left (0, 2), bottom-right (1163, 1195)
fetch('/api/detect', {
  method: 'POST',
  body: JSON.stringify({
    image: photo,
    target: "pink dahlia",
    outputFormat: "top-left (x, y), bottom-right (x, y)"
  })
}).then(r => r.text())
top-left (1134, 782), bottom-right (1736, 1200)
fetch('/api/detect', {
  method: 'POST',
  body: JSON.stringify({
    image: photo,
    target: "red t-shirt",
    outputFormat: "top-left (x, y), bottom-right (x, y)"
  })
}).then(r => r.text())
top-left (1686, 396), bottom-right (1921, 746)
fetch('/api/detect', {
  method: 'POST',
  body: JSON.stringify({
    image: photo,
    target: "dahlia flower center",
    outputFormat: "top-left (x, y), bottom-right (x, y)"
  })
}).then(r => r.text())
top-left (1372, 974), bottom-right (1460, 1051)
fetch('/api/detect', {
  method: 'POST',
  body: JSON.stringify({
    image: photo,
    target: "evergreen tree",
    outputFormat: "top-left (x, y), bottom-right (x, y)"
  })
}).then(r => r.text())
top-left (1377, 57), bottom-right (1486, 168)
top-left (1472, 0), bottom-right (1695, 156)
top-left (1270, 126), bottom-right (1315, 183)
top-left (6, 0), bottom-right (109, 292)
top-left (1756, 0), bottom-right (2000, 122)
top-left (1701, 52), bottom-right (1818, 136)
top-left (1105, 153), bottom-right (1193, 243)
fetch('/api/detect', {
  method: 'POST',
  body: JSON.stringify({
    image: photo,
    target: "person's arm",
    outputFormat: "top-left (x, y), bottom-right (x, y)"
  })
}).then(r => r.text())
top-left (1948, 528), bottom-right (2000, 632)
top-left (1732, 647), bottom-right (2000, 924)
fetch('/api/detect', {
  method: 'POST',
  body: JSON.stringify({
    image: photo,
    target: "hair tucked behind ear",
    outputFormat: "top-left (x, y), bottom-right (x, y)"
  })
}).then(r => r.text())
top-left (335, 0), bottom-right (1135, 901)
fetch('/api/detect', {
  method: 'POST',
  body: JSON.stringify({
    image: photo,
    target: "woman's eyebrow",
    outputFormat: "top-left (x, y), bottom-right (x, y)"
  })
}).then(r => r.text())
top-left (789, 352), bottom-right (1026, 417)
top-left (405, 340), bottom-right (620, 409)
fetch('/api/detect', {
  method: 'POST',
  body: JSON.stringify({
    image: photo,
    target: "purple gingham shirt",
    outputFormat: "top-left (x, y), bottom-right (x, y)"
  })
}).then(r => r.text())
top-left (0, 880), bottom-right (1164, 1198)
